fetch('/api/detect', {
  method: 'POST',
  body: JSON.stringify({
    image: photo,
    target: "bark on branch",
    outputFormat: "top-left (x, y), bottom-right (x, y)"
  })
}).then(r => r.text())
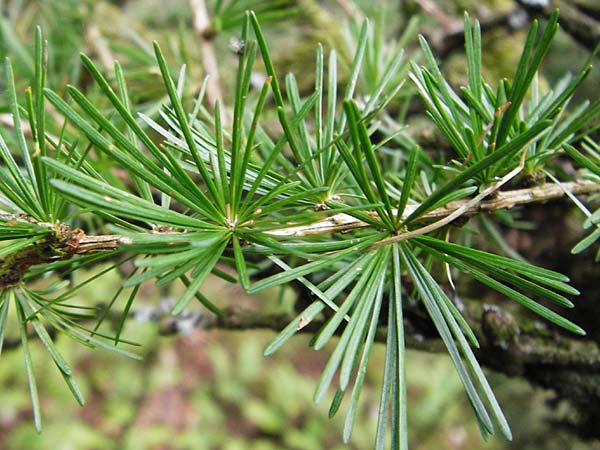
top-left (517, 0), bottom-right (600, 54)
top-left (2, 178), bottom-right (599, 433)
top-left (199, 302), bottom-right (600, 379)
top-left (200, 300), bottom-right (600, 435)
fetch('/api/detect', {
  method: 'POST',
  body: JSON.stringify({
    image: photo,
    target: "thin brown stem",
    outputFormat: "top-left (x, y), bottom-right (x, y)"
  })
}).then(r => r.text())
top-left (269, 179), bottom-right (600, 238)
top-left (189, 0), bottom-right (223, 110)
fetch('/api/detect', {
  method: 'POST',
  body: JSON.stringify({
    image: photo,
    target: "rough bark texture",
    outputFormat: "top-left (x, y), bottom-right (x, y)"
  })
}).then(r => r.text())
top-left (518, 0), bottom-right (600, 54)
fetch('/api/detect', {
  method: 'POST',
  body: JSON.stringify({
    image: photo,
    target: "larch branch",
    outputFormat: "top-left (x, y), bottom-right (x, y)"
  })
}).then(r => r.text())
top-left (1, 179), bottom-right (598, 288)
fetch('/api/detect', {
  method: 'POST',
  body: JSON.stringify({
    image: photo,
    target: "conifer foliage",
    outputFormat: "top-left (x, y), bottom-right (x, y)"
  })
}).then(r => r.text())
top-left (0, 2), bottom-right (599, 447)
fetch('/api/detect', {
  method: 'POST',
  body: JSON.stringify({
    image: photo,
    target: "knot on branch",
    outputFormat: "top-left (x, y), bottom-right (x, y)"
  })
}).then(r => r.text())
top-left (0, 223), bottom-right (84, 288)
top-left (482, 304), bottom-right (521, 350)
top-left (201, 25), bottom-right (217, 40)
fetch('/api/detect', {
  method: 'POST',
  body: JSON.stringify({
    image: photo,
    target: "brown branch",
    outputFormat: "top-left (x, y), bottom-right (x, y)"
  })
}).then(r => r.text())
top-left (201, 301), bottom-right (600, 434)
top-left (0, 221), bottom-right (131, 288)
top-left (418, 1), bottom-right (600, 59)
top-left (1, 179), bottom-right (598, 288)
top-left (415, 0), bottom-right (454, 30)
top-left (77, 234), bottom-right (133, 252)
top-left (202, 304), bottom-right (600, 372)
top-left (189, 0), bottom-right (223, 110)
top-left (517, 0), bottom-right (600, 54)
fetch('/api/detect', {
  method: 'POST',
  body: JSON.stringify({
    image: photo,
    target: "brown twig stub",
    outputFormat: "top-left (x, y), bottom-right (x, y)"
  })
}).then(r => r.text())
top-left (0, 221), bottom-right (132, 288)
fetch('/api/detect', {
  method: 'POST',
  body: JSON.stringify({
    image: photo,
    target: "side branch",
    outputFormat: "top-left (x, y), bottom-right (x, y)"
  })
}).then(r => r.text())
top-left (199, 302), bottom-right (600, 431)
top-left (200, 304), bottom-right (600, 372)
top-left (269, 179), bottom-right (600, 237)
